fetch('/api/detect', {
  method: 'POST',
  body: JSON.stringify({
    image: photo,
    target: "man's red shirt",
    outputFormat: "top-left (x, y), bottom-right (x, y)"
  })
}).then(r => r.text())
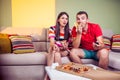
top-left (72, 23), bottom-right (102, 50)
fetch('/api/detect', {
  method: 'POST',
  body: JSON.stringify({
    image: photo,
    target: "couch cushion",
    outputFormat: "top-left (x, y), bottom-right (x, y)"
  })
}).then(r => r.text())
top-left (61, 57), bottom-right (71, 63)
top-left (0, 52), bottom-right (47, 65)
top-left (9, 35), bottom-right (35, 54)
top-left (33, 42), bottom-right (47, 52)
top-left (31, 34), bottom-right (44, 41)
top-left (81, 59), bottom-right (98, 65)
top-left (0, 33), bottom-right (12, 53)
top-left (111, 34), bottom-right (120, 52)
top-left (0, 65), bottom-right (45, 80)
top-left (109, 51), bottom-right (120, 70)
top-left (61, 57), bottom-right (98, 65)
top-left (102, 29), bottom-right (114, 38)
top-left (103, 37), bottom-right (111, 50)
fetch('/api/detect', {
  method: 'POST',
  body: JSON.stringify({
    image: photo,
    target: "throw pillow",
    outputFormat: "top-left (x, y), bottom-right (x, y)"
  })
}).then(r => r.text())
top-left (30, 34), bottom-right (41, 41)
top-left (0, 33), bottom-right (12, 53)
top-left (103, 37), bottom-right (111, 50)
top-left (9, 35), bottom-right (35, 54)
top-left (111, 34), bottom-right (120, 52)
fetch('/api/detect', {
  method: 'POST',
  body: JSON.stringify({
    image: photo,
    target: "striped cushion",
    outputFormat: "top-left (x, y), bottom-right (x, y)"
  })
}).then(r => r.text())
top-left (103, 37), bottom-right (111, 50)
top-left (9, 35), bottom-right (35, 54)
top-left (111, 34), bottom-right (120, 52)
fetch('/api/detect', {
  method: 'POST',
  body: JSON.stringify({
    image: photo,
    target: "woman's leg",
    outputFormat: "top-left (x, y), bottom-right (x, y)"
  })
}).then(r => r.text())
top-left (47, 51), bottom-right (55, 66)
top-left (54, 52), bottom-right (62, 65)
top-left (44, 51), bottom-right (62, 80)
top-left (44, 49), bottom-right (55, 80)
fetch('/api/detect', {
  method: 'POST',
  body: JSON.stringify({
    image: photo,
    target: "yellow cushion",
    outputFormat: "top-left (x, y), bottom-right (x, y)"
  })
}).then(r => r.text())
top-left (0, 33), bottom-right (12, 53)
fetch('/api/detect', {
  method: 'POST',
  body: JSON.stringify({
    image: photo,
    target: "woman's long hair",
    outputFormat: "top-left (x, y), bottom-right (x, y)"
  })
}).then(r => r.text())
top-left (55, 12), bottom-right (70, 41)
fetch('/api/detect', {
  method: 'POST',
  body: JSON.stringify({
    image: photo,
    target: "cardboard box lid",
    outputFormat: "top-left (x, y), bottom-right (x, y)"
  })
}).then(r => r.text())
top-left (83, 68), bottom-right (120, 80)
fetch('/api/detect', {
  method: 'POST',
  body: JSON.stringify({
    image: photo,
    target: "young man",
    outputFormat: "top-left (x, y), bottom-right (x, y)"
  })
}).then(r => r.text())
top-left (70, 11), bottom-right (109, 69)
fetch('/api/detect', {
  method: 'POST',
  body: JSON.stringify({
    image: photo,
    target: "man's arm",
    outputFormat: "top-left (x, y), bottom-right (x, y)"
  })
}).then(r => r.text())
top-left (72, 24), bottom-right (83, 48)
top-left (72, 33), bottom-right (82, 48)
top-left (93, 36), bottom-right (105, 50)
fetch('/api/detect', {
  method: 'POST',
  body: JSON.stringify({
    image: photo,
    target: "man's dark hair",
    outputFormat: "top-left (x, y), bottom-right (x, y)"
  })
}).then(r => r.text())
top-left (77, 11), bottom-right (88, 18)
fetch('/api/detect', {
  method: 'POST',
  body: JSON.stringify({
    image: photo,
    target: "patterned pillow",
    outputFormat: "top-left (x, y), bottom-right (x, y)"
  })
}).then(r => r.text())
top-left (9, 35), bottom-right (35, 54)
top-left (111, 34), bottom-right (120, 52)
top-left (103, 37), bottom-right (111, 50)
top-left (0, 33), bottom-right (12, 53)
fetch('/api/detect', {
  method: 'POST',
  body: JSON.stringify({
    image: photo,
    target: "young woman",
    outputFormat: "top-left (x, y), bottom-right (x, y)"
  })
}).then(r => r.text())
top-left (44, 12), bottom-right (72, 80)
top-left (47, 12), bottom-right (72, 66)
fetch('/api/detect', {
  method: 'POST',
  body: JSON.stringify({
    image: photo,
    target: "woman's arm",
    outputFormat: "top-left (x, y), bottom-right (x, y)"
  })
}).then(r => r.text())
top-left (49, 38), bottom-right (55, 47)
top-left (49, 38), bottom-right (59, 52)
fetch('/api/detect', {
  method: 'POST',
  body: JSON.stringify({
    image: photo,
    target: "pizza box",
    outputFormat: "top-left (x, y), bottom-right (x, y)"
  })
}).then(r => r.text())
top-left (55, 62), bottom-right (120, 80)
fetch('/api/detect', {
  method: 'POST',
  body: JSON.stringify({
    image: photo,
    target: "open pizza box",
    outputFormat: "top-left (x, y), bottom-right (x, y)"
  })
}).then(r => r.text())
top-left (55, 62), bottom-right (120, 80)
top-left (83, 68), bottom-right (120, 80)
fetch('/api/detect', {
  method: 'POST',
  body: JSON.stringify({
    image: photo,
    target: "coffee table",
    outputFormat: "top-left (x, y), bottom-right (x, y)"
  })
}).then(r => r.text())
top-left (45, 63), bottom-right (120, 80)
top-left (45, 63), bottom-right (98, 80)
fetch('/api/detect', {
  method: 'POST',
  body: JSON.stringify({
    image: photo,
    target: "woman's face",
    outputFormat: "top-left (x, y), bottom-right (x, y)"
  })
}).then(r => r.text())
top-left (58, 14), bottom-right (68, 27)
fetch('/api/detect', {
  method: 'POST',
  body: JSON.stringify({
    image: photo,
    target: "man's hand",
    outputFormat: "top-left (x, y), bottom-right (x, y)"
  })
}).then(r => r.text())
top-left (93, 41), bottom-right (101, 50)
top-left (77, 23), bottom-right (83, 34)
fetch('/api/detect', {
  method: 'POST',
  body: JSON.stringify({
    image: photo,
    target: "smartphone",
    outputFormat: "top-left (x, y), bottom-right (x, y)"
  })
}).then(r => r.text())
top-left (95, 41), bottom-right (99, 45)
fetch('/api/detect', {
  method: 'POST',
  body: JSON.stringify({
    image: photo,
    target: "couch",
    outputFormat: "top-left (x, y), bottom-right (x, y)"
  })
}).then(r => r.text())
top-left (0, 27), bottom-right (120, 80)
top-left (0, 27), bottom-right (48, 80)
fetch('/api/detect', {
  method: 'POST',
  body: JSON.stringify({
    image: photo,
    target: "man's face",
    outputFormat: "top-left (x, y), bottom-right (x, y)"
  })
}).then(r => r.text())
top-left (76, 14), bottom-right (88, 27)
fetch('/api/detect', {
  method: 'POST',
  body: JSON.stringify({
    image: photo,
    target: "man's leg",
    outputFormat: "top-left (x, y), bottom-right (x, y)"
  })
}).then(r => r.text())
top-left (97, 48), bottom-right (109, 69)
top-left (70, 48), bottom-right (85, 63)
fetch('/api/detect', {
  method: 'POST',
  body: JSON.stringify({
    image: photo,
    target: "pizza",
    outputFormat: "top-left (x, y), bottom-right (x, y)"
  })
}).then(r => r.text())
top-left (56, 62), bottom-right (93, 76)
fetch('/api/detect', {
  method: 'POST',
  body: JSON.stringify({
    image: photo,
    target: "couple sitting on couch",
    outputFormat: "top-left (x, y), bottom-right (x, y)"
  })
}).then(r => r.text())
top-left (45, 11), bottom-right (109, 80)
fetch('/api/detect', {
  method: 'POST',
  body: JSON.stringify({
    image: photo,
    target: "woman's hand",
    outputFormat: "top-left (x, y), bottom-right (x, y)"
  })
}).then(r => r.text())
top-left (61, 40), bottom-right (68, 50)
top-left (49, 44), bottom-right (60, 54)
top-left (53, 44), bottom-right (60, 52)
